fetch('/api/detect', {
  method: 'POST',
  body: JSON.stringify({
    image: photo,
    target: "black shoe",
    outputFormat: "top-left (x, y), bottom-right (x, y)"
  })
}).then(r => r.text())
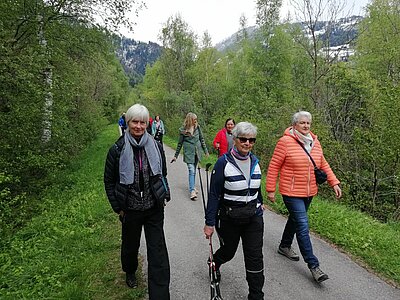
top-left (126, 273), bottom-right (137, 288)
top-left (207, 258), bottom-right (221, 282)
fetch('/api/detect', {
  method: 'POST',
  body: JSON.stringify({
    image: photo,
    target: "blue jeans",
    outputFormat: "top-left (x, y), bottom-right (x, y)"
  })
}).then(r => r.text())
top-left (187, 163), bottom-right (196, 193)
top-left (280, 195), bottom-right (319, 269)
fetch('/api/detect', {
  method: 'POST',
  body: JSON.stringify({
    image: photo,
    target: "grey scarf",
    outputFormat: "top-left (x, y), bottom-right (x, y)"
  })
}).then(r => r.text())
top-left (119, 131), bottom-right (162, 184)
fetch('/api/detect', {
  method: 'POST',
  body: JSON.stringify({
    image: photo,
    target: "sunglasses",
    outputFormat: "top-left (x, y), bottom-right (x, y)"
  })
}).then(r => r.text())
top-left (238, 137), bottom-right (256, 144)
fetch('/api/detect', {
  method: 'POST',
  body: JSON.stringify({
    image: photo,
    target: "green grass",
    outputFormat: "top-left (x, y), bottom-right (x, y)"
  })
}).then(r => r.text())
top-left (0, 125), bottom-right (146, 299)
top-left (0, 127), bottom-right (398, 300)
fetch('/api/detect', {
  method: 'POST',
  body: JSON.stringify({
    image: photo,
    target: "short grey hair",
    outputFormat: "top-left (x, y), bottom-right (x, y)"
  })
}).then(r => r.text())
top-left (125, 104), bottom-right (149, 124)
top-left (232, 122), bottom-right (257, 138)
top-left (292, 111), bottom-right (312, 125)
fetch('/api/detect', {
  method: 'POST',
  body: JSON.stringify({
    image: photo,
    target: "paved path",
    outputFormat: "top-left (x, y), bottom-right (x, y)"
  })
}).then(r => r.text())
top-left (141, 145), bottom-right (399, 300)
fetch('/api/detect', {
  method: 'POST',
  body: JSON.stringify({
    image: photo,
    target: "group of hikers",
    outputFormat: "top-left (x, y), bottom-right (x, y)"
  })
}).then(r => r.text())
top-left (105, 104), bottom-right (342, 300)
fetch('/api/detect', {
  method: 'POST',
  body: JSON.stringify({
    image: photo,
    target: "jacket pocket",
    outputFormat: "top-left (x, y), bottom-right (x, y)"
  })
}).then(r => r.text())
top-left (290, 176), bottom-right (295, 191)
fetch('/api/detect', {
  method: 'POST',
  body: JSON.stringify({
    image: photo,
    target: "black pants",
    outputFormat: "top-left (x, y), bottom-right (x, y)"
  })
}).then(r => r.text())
top-left (214, 215), bottom-right (265, 300)
top-left (121, 206), bottom-right (170, 300)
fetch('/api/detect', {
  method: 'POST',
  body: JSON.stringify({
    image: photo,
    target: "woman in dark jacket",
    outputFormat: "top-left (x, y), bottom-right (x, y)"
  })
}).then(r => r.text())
top-left (104, 104), bottom-right (171, 299)
top-left (204, 122), bottom-right (265, 300)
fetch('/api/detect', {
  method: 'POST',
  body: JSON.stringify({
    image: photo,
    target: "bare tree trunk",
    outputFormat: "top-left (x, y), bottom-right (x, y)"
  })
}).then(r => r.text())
top-left (38, 14), bottom-right (53, 143)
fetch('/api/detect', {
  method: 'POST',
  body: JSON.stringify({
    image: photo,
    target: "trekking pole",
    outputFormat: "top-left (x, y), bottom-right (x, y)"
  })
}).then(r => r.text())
top-left (209, 236), bottom-right (222, 300)
top-left (205, 163), bottom-right (212, 196)
top-left (198, 166), bottom-right (207, 213)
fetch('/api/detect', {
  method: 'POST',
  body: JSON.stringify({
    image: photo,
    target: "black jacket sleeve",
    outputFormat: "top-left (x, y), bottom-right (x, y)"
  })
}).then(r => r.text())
top-left (104, 144), bottom-right (122, 213)
top-left (156, 141), bottom-right (171, 202)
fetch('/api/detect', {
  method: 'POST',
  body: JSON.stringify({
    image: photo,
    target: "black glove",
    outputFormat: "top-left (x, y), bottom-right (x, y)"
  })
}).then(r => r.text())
top-left (165, 189), bottom-right (171, 202)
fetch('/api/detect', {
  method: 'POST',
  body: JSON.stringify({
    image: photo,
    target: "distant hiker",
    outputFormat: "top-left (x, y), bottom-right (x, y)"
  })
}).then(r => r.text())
top-left (266, 111), bottom-right (342, 283)
top-left (152, 114), bottom-right (165, 143)
top-left (213, 118), bottom-right (235, 157)
top-left (170, 112), bottom-right (209, 200)
top-left (204, 122), bottom-right (265, 300)
top-left (118, 112), bottom-right (127, 136)
top-left (146, 116), bottom-right (153, 135)
top-left (104, 104), bottom-right (171, 299)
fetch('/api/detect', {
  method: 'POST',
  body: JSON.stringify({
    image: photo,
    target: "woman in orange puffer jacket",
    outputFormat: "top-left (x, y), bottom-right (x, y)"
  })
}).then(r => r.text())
top-left (266, 111), bottom-right (342, 284)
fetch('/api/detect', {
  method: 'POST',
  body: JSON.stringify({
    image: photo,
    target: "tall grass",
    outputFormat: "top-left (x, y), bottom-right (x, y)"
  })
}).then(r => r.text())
top-left (0, 125), bottom-right (146, 299)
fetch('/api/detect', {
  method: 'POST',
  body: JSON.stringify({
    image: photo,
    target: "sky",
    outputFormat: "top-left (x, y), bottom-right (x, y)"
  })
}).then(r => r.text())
top-left (123, 0), bottom-right (371, 45)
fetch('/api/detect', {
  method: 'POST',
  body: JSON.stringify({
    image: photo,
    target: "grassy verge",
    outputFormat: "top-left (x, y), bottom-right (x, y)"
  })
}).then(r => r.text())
top-left (165, 135), bottom-right (400, 287)
top-left (0, 125), bottom-right (146, 299)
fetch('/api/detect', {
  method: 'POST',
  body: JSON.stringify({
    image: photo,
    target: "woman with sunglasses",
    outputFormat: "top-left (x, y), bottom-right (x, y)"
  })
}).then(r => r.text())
top-left (204, 122), bottom-right (265, 300)
top-left (266, 111), bottom-right (342, 283)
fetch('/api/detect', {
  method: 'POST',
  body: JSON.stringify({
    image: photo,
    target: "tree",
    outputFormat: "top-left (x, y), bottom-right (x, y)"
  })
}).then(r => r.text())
top-left (289, 0), bottom-right (354, 109)
top-left (158, 14), bottom-right (198, 93)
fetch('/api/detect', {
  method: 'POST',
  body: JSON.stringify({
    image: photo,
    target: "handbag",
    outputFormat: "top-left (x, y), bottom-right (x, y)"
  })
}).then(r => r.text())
top-left (151, 175), bottom-right (168, 202)
top-left (295, 139), bottom-right (327, 185)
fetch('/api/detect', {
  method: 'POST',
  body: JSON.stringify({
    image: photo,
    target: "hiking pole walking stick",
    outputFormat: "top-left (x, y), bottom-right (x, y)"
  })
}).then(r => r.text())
top-left (198, 164), bottom-right (223, 300)
top-left (205, 163), bottom-right (212, 194)
top-left (198, 166), bottom-right (207, 213)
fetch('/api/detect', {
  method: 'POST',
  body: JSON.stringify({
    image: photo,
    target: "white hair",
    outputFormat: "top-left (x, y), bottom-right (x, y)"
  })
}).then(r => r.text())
top-left (125, 104), bottom-right (149, 124)
top-left (292, 111), bottom-right (312, 125)
top-left (232, 122), bottom-right (257, 138)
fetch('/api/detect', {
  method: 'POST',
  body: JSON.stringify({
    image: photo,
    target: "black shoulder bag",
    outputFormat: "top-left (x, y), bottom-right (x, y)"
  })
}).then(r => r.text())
top-left (295, 139), bottom-right (327, 185)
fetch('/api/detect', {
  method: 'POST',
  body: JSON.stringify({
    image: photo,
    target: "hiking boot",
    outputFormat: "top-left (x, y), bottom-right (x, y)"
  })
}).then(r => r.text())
top-left (310, 266), bottom-right (329, 283)
top-left (207, 258), bottom-right (221, 282)
top-left (190, 190), bottom-right (197, 200)
top-left (278, 246), bottom-right (300, 261)
top-left (126, 273), bottom-right (137, 288)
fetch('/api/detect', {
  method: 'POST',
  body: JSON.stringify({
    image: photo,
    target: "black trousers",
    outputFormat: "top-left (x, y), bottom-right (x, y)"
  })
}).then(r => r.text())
top-left (121, 206), bottom-right (170, 300)
top-left (214, 215), bottom-right (265, 300)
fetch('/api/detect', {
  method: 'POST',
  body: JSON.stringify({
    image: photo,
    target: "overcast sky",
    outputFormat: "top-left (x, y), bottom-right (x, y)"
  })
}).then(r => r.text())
top-left (123, 0), bottom-right (371, 45)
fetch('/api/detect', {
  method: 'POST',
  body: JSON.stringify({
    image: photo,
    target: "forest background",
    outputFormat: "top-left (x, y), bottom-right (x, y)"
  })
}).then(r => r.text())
top-left (0, 0), bottom-right (399, 291)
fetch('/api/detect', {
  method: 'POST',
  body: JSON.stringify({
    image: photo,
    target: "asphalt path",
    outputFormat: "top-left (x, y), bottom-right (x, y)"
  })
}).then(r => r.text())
top-left (141, 145), bottom-right (399, 300)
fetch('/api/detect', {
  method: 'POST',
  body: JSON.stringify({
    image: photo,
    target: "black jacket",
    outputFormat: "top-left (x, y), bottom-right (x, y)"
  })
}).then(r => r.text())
top-left (104, 135), bottom-right (170, 213)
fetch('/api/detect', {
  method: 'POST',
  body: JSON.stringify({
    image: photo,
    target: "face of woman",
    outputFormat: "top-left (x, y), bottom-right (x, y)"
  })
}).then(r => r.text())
top-left (128, 119), bottom-right (147, 139)
top-left (156, 116), bottom-right (160, 121)
top-left (225, 121), bottom-right (235, 133)
top-left (294, 116), bottom-right (311, 136)
top-left (234, 135), bottom-right (256, 156)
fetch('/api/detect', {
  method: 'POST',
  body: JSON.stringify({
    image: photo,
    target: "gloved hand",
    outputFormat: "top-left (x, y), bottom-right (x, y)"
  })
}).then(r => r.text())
top-left (165, 189), bottom-right (171, 202)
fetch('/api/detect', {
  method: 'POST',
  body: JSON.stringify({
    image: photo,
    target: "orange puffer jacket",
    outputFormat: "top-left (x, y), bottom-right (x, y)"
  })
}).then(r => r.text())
top-left (266, 128), bottom-right (340, 197)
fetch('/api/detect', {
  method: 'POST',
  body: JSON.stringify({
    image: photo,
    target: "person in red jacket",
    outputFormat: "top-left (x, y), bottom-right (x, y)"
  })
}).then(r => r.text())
top-left (213, 118), bottom-right (235, 156)
top-left (266, 111), bottom-right (342, 283)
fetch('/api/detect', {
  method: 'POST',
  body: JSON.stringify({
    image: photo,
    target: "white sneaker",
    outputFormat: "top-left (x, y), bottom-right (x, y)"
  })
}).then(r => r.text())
top-left (190, 190), bottom-right (197, 200)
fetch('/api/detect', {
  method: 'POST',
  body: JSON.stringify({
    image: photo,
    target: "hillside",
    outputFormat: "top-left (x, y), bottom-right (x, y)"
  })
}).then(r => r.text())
top-left (115, 37), bottom-right (163, 86)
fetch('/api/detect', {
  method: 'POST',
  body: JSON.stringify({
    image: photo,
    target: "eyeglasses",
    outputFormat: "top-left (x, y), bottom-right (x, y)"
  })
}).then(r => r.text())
top-left (237, 137), bottom-right (256, 144)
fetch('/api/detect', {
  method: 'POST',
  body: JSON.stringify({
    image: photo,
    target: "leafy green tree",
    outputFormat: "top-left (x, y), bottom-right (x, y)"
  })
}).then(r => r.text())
top-left (158, 14), bottom-right (198, 93)
top-left (0, 0), bottom-right (137, 235)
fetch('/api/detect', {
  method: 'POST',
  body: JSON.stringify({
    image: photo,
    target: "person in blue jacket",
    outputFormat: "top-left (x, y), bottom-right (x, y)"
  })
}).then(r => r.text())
top-left (118, 113), bottom-right (127, 135)
top-left (203, 121), bottom-right (265, 300)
